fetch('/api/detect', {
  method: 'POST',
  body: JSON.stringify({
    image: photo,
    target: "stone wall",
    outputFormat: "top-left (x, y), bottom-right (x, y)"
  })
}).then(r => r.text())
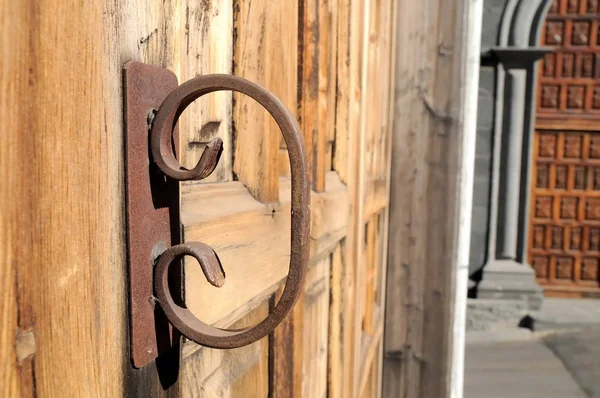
top-left (469, 0), bottom-right (510, 278)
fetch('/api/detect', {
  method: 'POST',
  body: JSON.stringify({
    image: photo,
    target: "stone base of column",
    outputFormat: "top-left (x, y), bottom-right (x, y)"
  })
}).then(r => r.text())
top-left (477, 259), bottom-right (544, 310)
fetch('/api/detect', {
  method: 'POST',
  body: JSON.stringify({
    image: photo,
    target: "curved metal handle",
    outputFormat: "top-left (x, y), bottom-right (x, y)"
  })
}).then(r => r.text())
top-left (150, 74), bottom-right (310, 349)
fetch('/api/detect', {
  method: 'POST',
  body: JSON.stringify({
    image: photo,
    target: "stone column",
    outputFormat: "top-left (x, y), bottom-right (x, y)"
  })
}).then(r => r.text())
top-left (477, 48), bottom-right (550, 310)
top-left (497, 68), bottom-right (526, 259)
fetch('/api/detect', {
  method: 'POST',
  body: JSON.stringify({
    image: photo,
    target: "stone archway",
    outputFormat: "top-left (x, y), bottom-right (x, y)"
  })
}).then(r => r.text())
top-left (476, 0), bottom-right (554, 309)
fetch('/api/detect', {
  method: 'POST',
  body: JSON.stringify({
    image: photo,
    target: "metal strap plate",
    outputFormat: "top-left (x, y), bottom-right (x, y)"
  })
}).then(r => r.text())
top-left (123, 61), bottom-right (180, 368)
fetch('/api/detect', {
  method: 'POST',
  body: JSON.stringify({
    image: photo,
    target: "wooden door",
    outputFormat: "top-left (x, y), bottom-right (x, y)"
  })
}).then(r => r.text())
top-left (1, 0), bottom-right (397, 396)
top-left (529, 0), bottom-right (600, 297)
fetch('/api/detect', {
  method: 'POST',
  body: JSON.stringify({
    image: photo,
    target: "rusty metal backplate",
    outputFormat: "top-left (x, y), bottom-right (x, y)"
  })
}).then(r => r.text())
top-left (123, 61), bottom-right (180, 368)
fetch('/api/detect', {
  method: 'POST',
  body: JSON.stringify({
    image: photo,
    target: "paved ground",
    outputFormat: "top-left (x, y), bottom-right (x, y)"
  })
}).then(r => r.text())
top-left (532, 298), bottom-right (600, 330)
top-left (465, 298), bottom-right (600, 397)
top-left (544, 329), bottom-right (600, 398)
top-left (465, 339), bottom-right (586, 398)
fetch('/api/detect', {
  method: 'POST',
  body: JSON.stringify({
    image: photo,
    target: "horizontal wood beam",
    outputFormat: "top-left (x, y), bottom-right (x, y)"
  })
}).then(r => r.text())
top-left (181, 171), bottom-right (348, 326)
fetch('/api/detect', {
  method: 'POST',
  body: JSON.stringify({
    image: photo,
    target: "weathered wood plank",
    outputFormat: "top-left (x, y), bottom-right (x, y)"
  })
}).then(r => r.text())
top-left (103, 0), bottom-right (186, 394)
top-left (270, 285), bottom-right (304, 398)
top-left (180, 302), bottom-right (269, 398)
top-left (233, 0), bottom-right (298, 203)
top-left (323, 0), bottom-right (339, 175)
top-left (351, 0), bottom-right (373, 395)
top-left (363, 214), bottom-right (378, 335)
top-left (353, 0), bottom-right (398, 395)
top-left (1, 1), bottom-right (400, 397)
top-left (338, 0), bottom-right (368, 395)
top-left (375, 0), bottom-right (399, 396)
top-left (299, 0), bottom-right (320, 191)
top-left (328, 243), bottom-right (344, 398)
top-left (332, 0), bottom-right (351, 184)
top-left (359, 323), bottom-right (383, 397)
top-left (301, 256), bottom-right (331, 398)
top-left (419, 0), bottom-right (465, 395)
top-left (363, 178), bottom-right (388, 223)
top-left (0, 0), bottom-right (127, 395)
top-left (383, 0), bottom-right (433, 395)
top-left (1, 1), bottom-right (33, 394)
top-left (383, 0), bottom-right (468, 396)
top-left (314, 0), bottom-right (330, 192)
top-left (181, 172), bottom-right (347, 326)
top-left (298, 0), bottom-right (342, 192)
top-left (180, 0), bottom-right (233, 183)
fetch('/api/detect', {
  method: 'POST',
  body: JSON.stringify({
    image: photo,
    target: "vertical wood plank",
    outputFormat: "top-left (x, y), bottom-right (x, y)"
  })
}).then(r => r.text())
top-left (315, 0), bottom-right (337, 190)
top-left (299, 0), bottom-right (321, 191)
top-left (332, 0), bottom-right (351, 183)
top-left (363, 214), bottom-right (379, 335)
top-left (328, 243), bottom-right (345, 398)
top-left (363, 218), bottom-right (375, 335)
top-left (250, 1), bottom-right (305, 396)
top-left (336, 0), bottom-right (368, 395)
top-left (299, 0), bottom-right (338, 192)
top-left (419, 0), bottom-right (465, 394)
top-left (375, 2), bottom-right (399, 396)
top-left (270, 285), bottom-right (304, 398)
top-left (352, 0), bottom-right (372, 395)
top-left (1, 1), bottom-right (33, 395)
top-left (324, 0), bottom-right (339, 174)
top-left (233, 0), bottom-right (298, 203)
top-left (301, 257), bottom-right (331, 398)
top-left (104, 0), bottom-right (185, 394)
top-left (383, 0), bottom-right (435, 394)
top-left (383, 0), bottom-right (468, 396)
top-left (327, 6), bottom-right (359, 391)
top-left (180, 302), bottom-right (270, 398)
top-left (1, 0), bottom-right (127, 395)
top-left (180, 0), bottom-right (233, 183)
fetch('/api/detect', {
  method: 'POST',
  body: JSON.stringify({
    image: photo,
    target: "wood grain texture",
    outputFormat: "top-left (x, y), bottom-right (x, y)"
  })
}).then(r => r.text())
top-left (323, 0), bottom-right (338, 175)
top-left (233, 0), bottom-right (298, 203)
top-left (269, 286), bottom-right (304, 398)
top-left (1, 0), bottom-right (126, 395)
top-left (383, 0), bottom-right (433, 394)
top-left (359, 1), bottom-right (396, 395)
top-left (180, 302), bottom-right (269, 398)
top-left (1, 2), bottom-right (29, 394)
top-left (299, 0), bottom-right (320, 191)
top-left (301, 257), bottom-right (331, 398)
top-left (328, 243), bottom-right (345, 398)
top-left (362, 214), bottom-right (380, 335)
top-left (341, 0), bottom-right (368, 395)
top-left (104, 0), bottom-right (185, 394)
top-left (351, 0), bottom-right (372, 395)
top-left (417, 0), bottom-right (465, 395)
top-left (270, 284), bottom-right (304, 398)
top-left (527, 0), bottom-right (600, 297)
top-left (332, 0), bottom-right (352, 184)
top-left (383, 0), bottom-right (468, 396)
top-left (375, 0), bottom-right (399, 395)
top-left (180, 0), bottom-right (233, 183)
top-left (359, 324), bottom-right (383, 397)
top-left (0, 0), bottom-right (398, 396)
top-left (529, 128), bottom-right (600, 295)
top-left (181, 172), bottom-right (347, 326)
top-left (298, 0), bottom-right (337, 193)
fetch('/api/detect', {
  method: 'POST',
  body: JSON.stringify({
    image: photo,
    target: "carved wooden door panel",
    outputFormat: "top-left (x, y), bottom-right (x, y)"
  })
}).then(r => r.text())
top-left (529, 0), bottom-right (600, 297)
top-left (1, 0), bottom-right (397, 396)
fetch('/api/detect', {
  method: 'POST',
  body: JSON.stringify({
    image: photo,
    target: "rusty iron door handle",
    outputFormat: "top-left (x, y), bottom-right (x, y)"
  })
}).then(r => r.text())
top-left (150, 75), bottom-right (310, 349)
